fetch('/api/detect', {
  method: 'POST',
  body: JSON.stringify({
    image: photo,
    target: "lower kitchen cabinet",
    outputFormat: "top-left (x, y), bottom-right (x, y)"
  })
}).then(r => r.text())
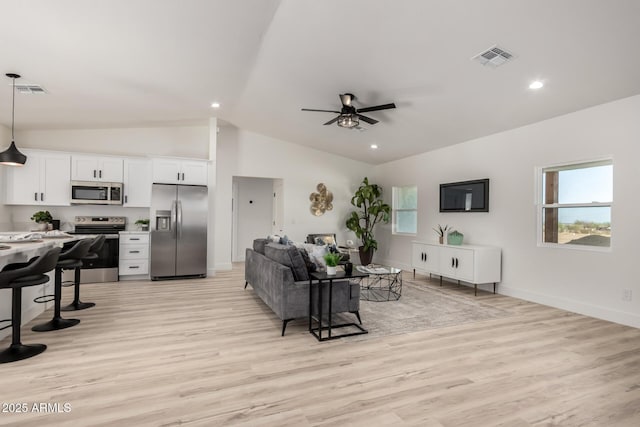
top-left (119, 232), bottom-right (150, 279)
top-left (411, 241), bottom-right (501, 295)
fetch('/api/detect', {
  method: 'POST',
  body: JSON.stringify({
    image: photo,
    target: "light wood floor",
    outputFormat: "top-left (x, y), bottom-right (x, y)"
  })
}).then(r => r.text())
top-left (1, 264), bottom-right (639, 426)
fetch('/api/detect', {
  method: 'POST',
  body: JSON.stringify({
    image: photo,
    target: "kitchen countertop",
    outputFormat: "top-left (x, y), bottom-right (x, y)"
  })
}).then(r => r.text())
top-left (0, 233), bottom-right (95, 262)
top-left (119, 230), bottom-right (150, 235)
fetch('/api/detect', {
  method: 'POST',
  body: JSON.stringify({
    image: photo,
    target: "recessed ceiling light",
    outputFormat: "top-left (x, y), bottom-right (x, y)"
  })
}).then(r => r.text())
top-left (370, 144), bottom-right (378, 150)
top-left (211, 102), bottom-right (220, 108)
top-left (529, 81), bottom-right (544, 90)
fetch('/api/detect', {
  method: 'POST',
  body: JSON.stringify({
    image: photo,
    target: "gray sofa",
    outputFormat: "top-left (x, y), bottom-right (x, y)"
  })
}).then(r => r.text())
top-left (245, 239), bottom-right (361, 335)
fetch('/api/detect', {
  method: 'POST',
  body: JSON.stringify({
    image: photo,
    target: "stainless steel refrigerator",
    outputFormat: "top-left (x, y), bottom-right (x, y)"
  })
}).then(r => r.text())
top-left (150, 184), bottom-right (208, 280)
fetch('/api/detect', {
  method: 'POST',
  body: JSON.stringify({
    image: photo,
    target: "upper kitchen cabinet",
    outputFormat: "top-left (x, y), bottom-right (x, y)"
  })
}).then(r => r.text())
top-left (123, 158), bottom-right (151, 207)
top-left (152, 158), bottom-right (208, 185)
top-left (71, 155), bottom-right (123, 182)
top-left (5, 149), bottom-right (71, 206)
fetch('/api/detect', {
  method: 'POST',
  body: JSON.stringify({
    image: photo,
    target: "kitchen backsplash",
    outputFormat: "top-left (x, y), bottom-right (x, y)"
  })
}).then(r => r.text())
top-left (7, 205), bottom-right (150, 232)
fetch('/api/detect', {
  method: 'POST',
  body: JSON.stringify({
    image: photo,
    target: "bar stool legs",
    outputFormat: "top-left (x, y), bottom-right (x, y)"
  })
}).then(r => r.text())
top-left (31, 267), bottom-right (80, 332)
top-left (61, 267), bottom-right (95, 311)
top-left (0, 288), bottom-right (47, 363)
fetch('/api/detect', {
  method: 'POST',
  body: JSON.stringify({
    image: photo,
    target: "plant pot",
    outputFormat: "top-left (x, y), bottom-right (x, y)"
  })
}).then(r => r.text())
top-left (359, 246), bottom-right (374, 266)
top-left (141, 225), bottom-right (149, 231)
top-left (326, 266), bottom-right (337, 275)
top-left (438, 236), bottom-right (444, 244)
top-left (35, 222), bottom-right (48, 231)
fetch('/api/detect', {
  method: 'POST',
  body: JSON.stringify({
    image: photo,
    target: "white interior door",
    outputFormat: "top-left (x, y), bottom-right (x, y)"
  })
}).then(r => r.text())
top-left (232, 176), bottom-right (275, 262)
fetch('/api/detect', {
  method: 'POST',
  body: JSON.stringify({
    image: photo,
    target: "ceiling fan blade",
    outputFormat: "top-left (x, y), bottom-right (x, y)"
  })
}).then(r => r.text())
top-left (301, 108), bottom-right (341, 113)
top-left (357, 103), bottom-right (396, 113)
top-left (323, 116), bottom-right (339, 125)
top-left (357, 114), bottom-right (378, 125)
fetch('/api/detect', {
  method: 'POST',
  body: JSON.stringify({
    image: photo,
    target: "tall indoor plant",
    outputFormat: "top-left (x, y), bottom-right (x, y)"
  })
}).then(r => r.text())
top-left (345, 177), bottom-right (391, 265)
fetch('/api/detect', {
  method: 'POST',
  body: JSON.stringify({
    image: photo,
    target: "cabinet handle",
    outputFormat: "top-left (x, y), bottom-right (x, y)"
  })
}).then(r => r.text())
top-left (94, 169), bottom-right (97, 178)
top-left (181, 172), bottom-right (185, 181)
top-left (124, 195), bottom-right (128, 203)
top-left (40, 193), bottom-right (44, 201)
top-left (130, 238), bottom-right (140, 241)
top-left (177, 172), bottom-right (180, 181)
top-left (99, 170), bottom-right (102, 178)
top-left (455, 258), bottom-right (459, 268)
top-left (34, 192), bottom-right (38, 201)
top-left (129, 250), bottom-right (140, 254)
top-left (129, 266), bottom-right (140, 269)
top-left (452, 257), bottom-right (455, 268)
top-left (425, 253), bottom-right (427, 262)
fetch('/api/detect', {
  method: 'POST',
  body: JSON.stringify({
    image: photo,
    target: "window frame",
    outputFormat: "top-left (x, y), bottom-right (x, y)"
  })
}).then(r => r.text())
top-left (392, 185), bottom-right (418, 236)
top-left (535, 157), bottom-right (613, 252)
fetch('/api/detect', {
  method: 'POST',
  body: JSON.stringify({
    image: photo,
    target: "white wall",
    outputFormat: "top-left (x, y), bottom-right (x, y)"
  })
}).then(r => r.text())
top-left (214, 126), bottom-right (371, 270)
top-left (233, 177), bottom-right (274, 261)
top-left (374, 94), bottom-right (640, 328)
top-left (0, 124), bottom-right (12, 230)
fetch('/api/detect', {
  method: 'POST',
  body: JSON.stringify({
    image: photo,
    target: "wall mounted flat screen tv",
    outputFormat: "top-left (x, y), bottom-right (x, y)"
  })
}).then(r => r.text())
top-left (440, 179), bottom-right (489, 212)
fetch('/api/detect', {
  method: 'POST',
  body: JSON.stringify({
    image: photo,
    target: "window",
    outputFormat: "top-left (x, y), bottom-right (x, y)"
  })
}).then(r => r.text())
top-left (539, 159), bottom-right (612, 249)
top-left (392, 186), bottom-right (417, 235)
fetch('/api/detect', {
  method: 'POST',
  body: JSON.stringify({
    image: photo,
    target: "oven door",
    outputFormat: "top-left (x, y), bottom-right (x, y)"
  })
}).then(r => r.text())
top-left (71, 181), bottom-right (111, 205)
top-left (63, 235), bottom-right (119, 283)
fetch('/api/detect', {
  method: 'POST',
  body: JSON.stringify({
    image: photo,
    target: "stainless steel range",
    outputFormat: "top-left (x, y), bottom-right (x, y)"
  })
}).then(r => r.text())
top-left (64, 216), bottom-right (125, 283)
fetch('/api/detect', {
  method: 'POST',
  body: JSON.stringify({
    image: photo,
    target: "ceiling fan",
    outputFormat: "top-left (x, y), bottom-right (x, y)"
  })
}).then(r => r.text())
top-left (301, 93), bottom-right (396, 129)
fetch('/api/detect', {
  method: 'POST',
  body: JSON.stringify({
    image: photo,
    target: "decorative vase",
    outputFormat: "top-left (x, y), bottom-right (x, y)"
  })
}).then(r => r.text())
top-left (344, 262), bottom-right (353, 275)
top-left (358, 246), bottom-right (374, 266)
top-left (326, 266), bottom-right (337, 275)
top-left (439, 236), bottom-right (444, 244)
top-left (36, 222), bottom-right (48, 231)
top-left (141, 225), bottom-right (149, 231)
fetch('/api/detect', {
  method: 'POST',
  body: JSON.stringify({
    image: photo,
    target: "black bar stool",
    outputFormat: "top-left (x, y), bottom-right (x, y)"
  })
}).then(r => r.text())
top-left (32, 239), bottom-right (92, 332)
top-left (0, 247), bottom-right (61, 363)
top-left (62, 234), bottom-right (105, 311)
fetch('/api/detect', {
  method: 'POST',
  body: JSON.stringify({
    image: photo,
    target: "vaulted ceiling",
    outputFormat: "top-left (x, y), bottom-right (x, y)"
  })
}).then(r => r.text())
top-left (2, 0), bottom-right (640, 164)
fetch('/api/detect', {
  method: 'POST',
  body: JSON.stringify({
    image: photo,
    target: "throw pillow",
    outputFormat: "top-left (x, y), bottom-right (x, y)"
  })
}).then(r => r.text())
top-left (264, 243), bottom-right (309, 281)
top-left (298, 247), bottom-right (316, 272)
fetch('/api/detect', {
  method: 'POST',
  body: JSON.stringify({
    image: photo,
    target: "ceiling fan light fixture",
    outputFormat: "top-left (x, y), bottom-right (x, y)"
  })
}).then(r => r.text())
top-left (337, 114), bottom-right (359, 128)
top-left (0, 73), bottom-right (27, 167)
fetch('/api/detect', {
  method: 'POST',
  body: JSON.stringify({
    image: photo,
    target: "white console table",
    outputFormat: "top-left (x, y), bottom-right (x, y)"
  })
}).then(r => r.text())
top-left (411, 241), bottom-right (501, 295)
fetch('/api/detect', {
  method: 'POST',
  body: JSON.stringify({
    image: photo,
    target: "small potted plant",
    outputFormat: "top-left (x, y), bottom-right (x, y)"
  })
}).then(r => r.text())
top-left (31, 210), bottom-right (53, 231)
top-left (135, 219), bottom-right (150, 231)
top-left (323, 252), bottom-right (342, 275)
top-left (433, 224), bottom-right (450, 244)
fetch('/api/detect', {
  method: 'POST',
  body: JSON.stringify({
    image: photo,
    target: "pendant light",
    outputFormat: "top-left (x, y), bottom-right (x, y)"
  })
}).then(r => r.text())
top-left (0, 73), bottom-right (27, 166)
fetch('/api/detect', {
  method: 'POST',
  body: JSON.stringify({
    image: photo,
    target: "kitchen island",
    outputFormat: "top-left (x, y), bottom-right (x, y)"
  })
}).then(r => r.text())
top-left (0, 233), bottom-right (93, 341)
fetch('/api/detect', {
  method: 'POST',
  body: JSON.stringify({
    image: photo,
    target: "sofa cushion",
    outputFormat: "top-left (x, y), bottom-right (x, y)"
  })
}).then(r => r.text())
top-left (298, 247), bottom-right (316, 272)
top-left (253, 238), bottom-right (269, 255)
top-left (264, 243), bottom-right (309, 281)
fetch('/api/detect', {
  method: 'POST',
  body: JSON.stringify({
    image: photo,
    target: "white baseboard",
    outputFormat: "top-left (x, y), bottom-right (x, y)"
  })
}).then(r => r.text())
top-left (214, 262), bottom-right (233, 271)
top-left (499, 285), bottom-right (640, 329)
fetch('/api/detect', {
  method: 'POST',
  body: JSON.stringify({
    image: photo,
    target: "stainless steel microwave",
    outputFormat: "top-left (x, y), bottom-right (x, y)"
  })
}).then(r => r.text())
top-left (70, 181), bottom-right (123, 205)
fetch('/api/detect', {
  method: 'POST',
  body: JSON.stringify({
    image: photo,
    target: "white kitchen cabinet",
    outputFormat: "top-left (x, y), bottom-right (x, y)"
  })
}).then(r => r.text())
top-left (411, 241), bottom-right (501, 295)
top-left (152, 158), bottom-right (208, 185)
top-left (71, 155), bottom-right (123, 182)
top-left (119, 232), bottom-right (150, 278)
top-left (5, 149), bottom-right (71, 206)
top-left (123, 158), bottom-right (151, 207)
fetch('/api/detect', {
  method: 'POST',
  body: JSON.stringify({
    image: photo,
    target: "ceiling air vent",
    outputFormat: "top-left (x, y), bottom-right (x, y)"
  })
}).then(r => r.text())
top-left (15, 84), bottom-right (47, 94)
top-left (472, 45), bottom-right (515, 68)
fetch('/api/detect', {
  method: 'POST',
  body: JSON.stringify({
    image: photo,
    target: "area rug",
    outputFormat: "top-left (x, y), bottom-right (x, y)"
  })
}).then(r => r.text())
top-left (336, 278), bottom-right (514, 340)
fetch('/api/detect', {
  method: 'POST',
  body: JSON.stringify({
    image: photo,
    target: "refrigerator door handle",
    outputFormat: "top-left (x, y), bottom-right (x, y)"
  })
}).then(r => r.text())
top-left (177, 200), bottom-right (183, 239)
top-left (170, 200), bottom-right (177, 233)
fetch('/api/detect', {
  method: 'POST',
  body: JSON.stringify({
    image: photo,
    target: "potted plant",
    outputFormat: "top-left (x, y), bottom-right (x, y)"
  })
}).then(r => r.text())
top-left (31, 210), bottom-right (53, 231)
top-left (135, 219), bottom-right (150, 231)
top-left (345, 177), bottom-right (391, 265)
top-left (433, 224), bottom-right (450, 244)
top-left (323, 252), bottom-right (342, 275)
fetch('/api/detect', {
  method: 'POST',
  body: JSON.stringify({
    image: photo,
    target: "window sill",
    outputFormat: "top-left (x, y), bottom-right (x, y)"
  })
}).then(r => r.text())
top-left (537, 242), bottom-right (612, 253)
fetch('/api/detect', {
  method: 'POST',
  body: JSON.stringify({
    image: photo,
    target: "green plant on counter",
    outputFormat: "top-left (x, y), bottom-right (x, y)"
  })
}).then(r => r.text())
top-left (31, 210), bottom-right (53, 223)
top-left (135, 219), bottom-right (150, 226)
top-left (323, 252), bottom-right (342, 267)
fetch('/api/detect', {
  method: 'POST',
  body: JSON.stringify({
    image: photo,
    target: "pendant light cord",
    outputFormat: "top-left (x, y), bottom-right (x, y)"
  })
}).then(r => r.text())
top-left (10, 76), bottom-right (15, 141)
